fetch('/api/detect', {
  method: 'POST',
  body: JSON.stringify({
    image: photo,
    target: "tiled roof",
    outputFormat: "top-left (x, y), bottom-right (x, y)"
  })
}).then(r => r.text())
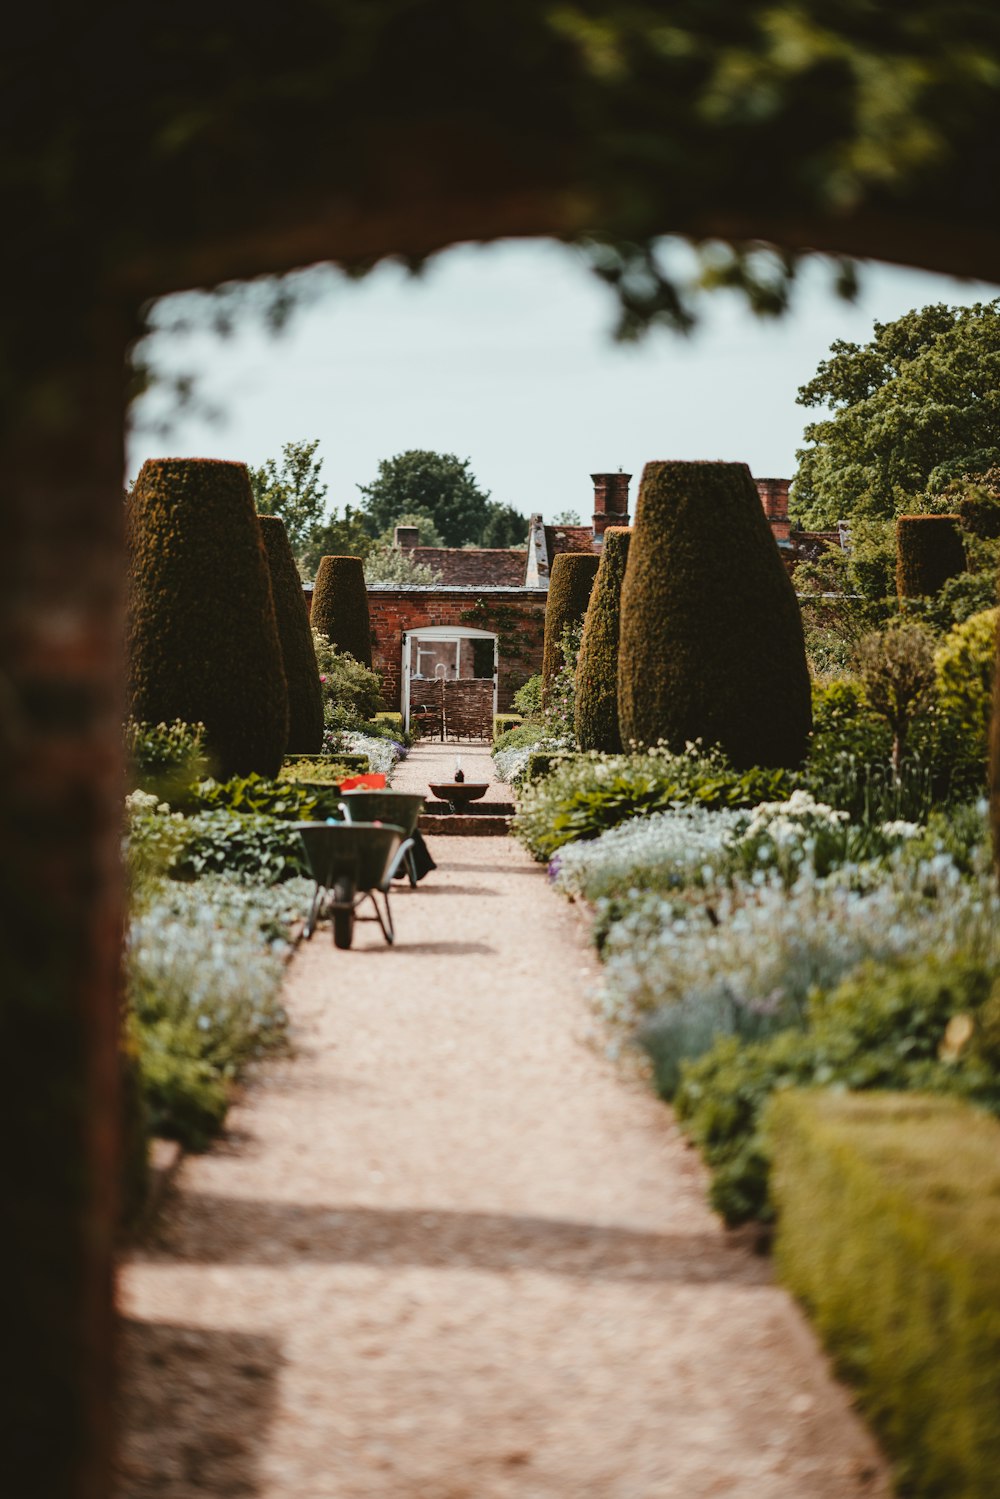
top-left (404, 547), bottom-right (527, 587)
top-left (543, 526), bottom-right (597, 559)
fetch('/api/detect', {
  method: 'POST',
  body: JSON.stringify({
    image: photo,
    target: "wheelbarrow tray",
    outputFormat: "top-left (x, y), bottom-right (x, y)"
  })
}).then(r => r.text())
top-left (293, 821), bottom-right (411, 947)
top-left (338, 792), bottom-right (428, 886)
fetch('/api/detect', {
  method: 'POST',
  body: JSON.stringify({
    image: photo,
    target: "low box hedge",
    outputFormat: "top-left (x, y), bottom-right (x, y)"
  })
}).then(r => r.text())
top-left (284, 751), bottom-right (369, 774)
top-left (525, 750), bottom-right (563, 783)
top-left (373, 712), bottom-right (404, 731)
top-left (767, 1090), bottom-right (1000, 1499)
top-left (493, 712), bottom-right (523, 740)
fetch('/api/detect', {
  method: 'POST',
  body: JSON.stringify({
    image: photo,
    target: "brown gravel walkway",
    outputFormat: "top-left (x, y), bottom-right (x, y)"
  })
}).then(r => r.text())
top-left (117, 743), bottom-right (888, 1498)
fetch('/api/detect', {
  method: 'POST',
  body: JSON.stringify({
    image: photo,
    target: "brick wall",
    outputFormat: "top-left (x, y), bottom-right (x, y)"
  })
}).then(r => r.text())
top-left (368, 588), bottom-right (547, 712)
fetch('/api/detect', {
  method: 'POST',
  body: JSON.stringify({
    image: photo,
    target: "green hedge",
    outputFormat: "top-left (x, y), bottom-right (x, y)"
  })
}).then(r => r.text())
top-left (768, 1091), bottom-right (1000, 1499)
top-left (126, 458), bottom-right (289, 778)
top-left (525, 750), bottom-right (563, 783)
top-left (259, 515), bottom-right (324, 753)
top-left (493, 713), bottom-right (523, 740)
top-left (311, 554), bottom-right (373, 665)
top-left (617, 460), bottom-right (811, 769)
top-left (542, 552), bottom-right (599, 703)
top-left (575, 525), bottom-right (631, 752)
top-left (896, 514), bottom-right (966, 597)
top-left (373, 712), bottom-right (403, 732)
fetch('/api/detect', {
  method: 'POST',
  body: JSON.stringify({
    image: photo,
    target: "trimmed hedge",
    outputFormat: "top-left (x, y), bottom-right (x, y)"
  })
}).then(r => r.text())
top-left (575, 526), bottom-right (631, 752)
top-left (617, 460), bottom-right (811, 769)
top-left (768, 1090), bottom-right (1000, 1498)
top-left (493, 713), bottom-right (523, 740)
top-left (525, 750), bottom-right (563, 783)
top-left (126, 458), bottom-right (288, 778)
top-left (311, 555), bottom-right (373, 665)
top-left (373, 712), bottom-right (404, 732)
top-left (896, 514), bottom-right (966, 597)
top-left (259, 516), bottom-right (324, 754)
top-left (542, 552), bottom-right (599, 703)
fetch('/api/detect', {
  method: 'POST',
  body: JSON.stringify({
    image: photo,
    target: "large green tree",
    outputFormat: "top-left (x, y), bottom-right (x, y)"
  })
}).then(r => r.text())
top-left (357, 451), bottom-right (493, 546)
top-left (249, 438), bottom-right (329, 552)
top-left (792, 302), bottom-right (1000, 529)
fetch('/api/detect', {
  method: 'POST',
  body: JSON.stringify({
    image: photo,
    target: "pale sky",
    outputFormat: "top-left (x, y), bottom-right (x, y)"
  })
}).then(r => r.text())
top-left (129, 239), bottom-right (998, 522)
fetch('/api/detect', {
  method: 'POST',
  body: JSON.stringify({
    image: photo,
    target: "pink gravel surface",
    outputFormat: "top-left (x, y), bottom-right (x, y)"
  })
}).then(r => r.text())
top-left (116, 744), bottom-right (888, 1498)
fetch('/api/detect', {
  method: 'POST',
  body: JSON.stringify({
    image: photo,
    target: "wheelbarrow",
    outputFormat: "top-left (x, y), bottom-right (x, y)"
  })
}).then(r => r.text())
top-left (337, 791), bottom-right (426, 886)
top-left (293, 821), bottom-right (414, 949)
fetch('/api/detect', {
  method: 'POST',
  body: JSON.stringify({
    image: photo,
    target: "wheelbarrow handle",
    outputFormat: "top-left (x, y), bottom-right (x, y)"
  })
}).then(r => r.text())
top-left (387, 836), bottom-right (416, 884)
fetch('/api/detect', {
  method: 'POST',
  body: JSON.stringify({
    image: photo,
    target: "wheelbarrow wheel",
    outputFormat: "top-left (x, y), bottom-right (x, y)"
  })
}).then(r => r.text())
top-left (332, 875), bottom-right (355, 949)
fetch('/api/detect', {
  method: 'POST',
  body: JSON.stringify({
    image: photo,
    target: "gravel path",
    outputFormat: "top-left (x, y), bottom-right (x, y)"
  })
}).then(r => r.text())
top-left (117, 743), bottom-right (888, 1498)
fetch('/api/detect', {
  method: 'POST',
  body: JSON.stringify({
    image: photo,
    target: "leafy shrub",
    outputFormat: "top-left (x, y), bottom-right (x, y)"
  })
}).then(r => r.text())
top-left (279, 756), bottom-right (356, 785)
top-left (542, 553), bottom-right (599, 703)
top-left (543, 621), bottom-right (583, 738)
top-left (935, 606), bottom-right (997, 764)
top-left (575, 525), bottom-right (631, 752)
top-left (191, 773), bottom-right (344, 821)
top-left (125, 718), bottom-right (209, 800)
top-left (855, 619), bottom-right (936, 776)
top-left (513, 674), bottom-right (543, 717)
top-left (314, 632), bottom-right (383, 724)
top-left (769, 1092), bottom-right (1000, 1499)
top-left (127, 804), bottom-right (308, 884)
top-left (259, 515), bottom-right (324, 753)
top-left (126, 458), bottom-right (289, 777)
top-left (493, 713), bottom-right (523, 740)
top-left (311, 555), bottom-right (373, 665)
top-left (896, 513), bottom-right (966, 597)
top-left (513, 744), bottom-right (791, 860)
top-left (674, 954), bottom-right (1000, 1224)
top-left (618, 460), bottom-right (811, 768)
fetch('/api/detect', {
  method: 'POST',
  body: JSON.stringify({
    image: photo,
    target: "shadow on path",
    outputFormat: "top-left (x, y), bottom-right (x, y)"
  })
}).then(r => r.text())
top-left (144, 1196), bottom-right (771, 1287)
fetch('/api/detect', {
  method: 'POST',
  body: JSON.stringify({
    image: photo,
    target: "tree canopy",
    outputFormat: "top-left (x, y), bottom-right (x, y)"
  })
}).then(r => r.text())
top-left (249, 439), bottom-right (328, 552)
top-left (358, 450), bottom-right (506, 547)
top-left (792, 302), bottom-right (1000, 529)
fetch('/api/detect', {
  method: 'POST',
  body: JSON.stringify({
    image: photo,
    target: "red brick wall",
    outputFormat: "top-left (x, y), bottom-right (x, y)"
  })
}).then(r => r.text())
top-left (368, 588), bottom-right (546, 712)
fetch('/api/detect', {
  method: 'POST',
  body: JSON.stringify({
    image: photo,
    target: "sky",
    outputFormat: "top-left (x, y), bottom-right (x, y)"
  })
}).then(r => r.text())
top-left (129, 239), bottom-right (999, 522)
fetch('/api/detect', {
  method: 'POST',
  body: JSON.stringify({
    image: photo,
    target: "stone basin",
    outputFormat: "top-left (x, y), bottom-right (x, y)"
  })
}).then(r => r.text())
top-left (427, 781), bottom-right (490, 810)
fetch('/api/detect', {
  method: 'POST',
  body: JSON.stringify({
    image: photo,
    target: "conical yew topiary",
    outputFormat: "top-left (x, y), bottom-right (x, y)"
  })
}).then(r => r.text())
top-left (618, 460), bottom-right (811, 768)
top-left (575, 527), bottom-right (631, 751)
top-left (126, 458), bottom-right (289, 778)
top-left (896, 515), bottom-right (966, 597)
top-left (542, 552), bottom-right (599, 704)
top-left (258, 516), bottom-right (324, 754)
top-left (311, 555), bottom-right (373, 666)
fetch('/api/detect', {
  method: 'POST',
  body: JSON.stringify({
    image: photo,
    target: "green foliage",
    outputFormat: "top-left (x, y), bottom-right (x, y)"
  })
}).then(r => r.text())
top-left (935, 608), bottom-right (997, 768)
top-left (513, 674), bottom-right (543, 717)
top-left (618, 461), bottom-right (811, 768)
top-left (126, 458), bottom-right (289, 778)
top-left (856, 620), bottom-right (937, 775)
top-left (373, 711), bottom-right (404, 732)
top-left (675, 956), bottom-right (1000, 1225)
top-left (278, 757), bottom-right (356, 784)
top-left (480, 501), bottom-right (527, 548)
top-left (310, 556), bottom-right (373, 666)
top-left (137, 1042), bottom-right (229, 1152)
top-left (493, 721), bottom-right (550, 753)
top-left (493, 713), bottom-right (523, 740)
top-left (258, 515), bottom-right (324, 754)
top-left (544, 622), bottom-right (583, 737)
top-left (513, 746), bottom-right (792, 861)
top-left (542, 553), bottom-right (599, 703)
top-left (896, 514), bottom-right (966, 597)
top-left (769, 1091), bottom-right (1000, 1499)
top-left (127, 805), bottom-right (308, 884)
top-left (793, 302), bottom-right (1000, 529)
top-left (249, 438), bottom-right (328, 553)
top-left (575, 526), bottom-right (631, 752)
top-left (191, 773), bottom-right (344, 821)
top-left (363, 544), bottom-right (442, 586)
top-left (125, 718), bottom-right (209, 800)
top-left (313, 633), bottom-right (383, 724)
top-left (378, 509), bottom-right (444, 546)
top-left (524, 750), bottom-right (566, 785)
top-left (299, 506), bottom-right (373, 579)
top-left (357, 450), bottom-right (492, 546)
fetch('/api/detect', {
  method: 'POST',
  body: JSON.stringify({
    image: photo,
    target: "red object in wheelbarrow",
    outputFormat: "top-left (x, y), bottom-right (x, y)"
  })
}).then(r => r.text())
top-left (293, 821), bottom-right (414, 949)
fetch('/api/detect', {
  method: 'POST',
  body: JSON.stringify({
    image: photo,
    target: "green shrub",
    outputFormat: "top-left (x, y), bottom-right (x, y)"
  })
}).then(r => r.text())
top-left (936, 607), bottom-right (997, 764)
top-left (542, 552), bottom-right (599, 703)
top-left (126, 458), bottom-right (289, 778)
top-left (618, 460), bottom-right (811, 768)
top-left (279, 756), bottom-right (357, 784)
top-left (137, 1039), bottom-right (229, 1152)
top-left (125, 718), bottom-right (209, 801)
top-left (513, 746), bottom-right (792, 860)
top-left (311, 555), bottom-right (373, 666)
top-left (897, 514), bottom-right (966, 597)
top-left (259, 515), bottom-right (324, 753)
top-left (675, 956), bottom-right (1000, 1225)
top-left (314, 632), bottom-right (383, 724)
top-left (493, 713), bottom-right (523, 740)
top-left (373, 711), bottom-right (404, 732)
top-left (513, 674), bottom-right (543, 717)
top-left (768, 1091), bottom-right (1000, 1499)
top-left (525, 750), bottom-right (566, 784)
top-left (493, 721), bottom-right (546, 753)
top-left (191, 773), bottom-right (344, 821)
top-left (127, 805), bottom-right (308, 884)
top-left (575, 525), bottom-right (631, 752)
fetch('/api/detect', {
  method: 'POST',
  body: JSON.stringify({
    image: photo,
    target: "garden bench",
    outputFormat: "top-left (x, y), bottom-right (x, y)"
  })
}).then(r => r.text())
top-left (294, 820), bottom-right (414, 949)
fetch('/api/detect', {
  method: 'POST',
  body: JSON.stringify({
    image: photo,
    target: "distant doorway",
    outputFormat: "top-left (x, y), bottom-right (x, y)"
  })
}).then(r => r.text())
top-left (402, 626), bottom-right (498, 738)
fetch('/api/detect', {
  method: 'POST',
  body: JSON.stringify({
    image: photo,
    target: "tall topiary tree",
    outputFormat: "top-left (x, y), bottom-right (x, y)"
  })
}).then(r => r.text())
top-left (126, 459), bottom-right (289, 778)
top-left (258, 516), bottom-right (324, 754)
top-left (311, 555), bottom-right (373, 666)
top-left (896, 515), bottom-right (966, 597)
top-left (618, 460), bottom-right (811, 768)
top-left (542, 552), bottom-right (599, 703)
top-left (575, 527), bottom-right (632, 751)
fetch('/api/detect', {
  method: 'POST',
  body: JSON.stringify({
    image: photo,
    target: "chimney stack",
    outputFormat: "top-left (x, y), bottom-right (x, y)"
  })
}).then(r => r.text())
top-left (591, 471), bottom-right (631, 539)
top-left (754, 477), bottom-right (791, 543)
top-left (393, 524), bottom-right (420, 549)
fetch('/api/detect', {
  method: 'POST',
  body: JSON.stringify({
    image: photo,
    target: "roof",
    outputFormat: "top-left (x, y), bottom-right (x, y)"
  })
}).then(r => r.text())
top-left (543, 526), bottom-right (597, 560)
top-left (403, 547), bottom-right (528, 587)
